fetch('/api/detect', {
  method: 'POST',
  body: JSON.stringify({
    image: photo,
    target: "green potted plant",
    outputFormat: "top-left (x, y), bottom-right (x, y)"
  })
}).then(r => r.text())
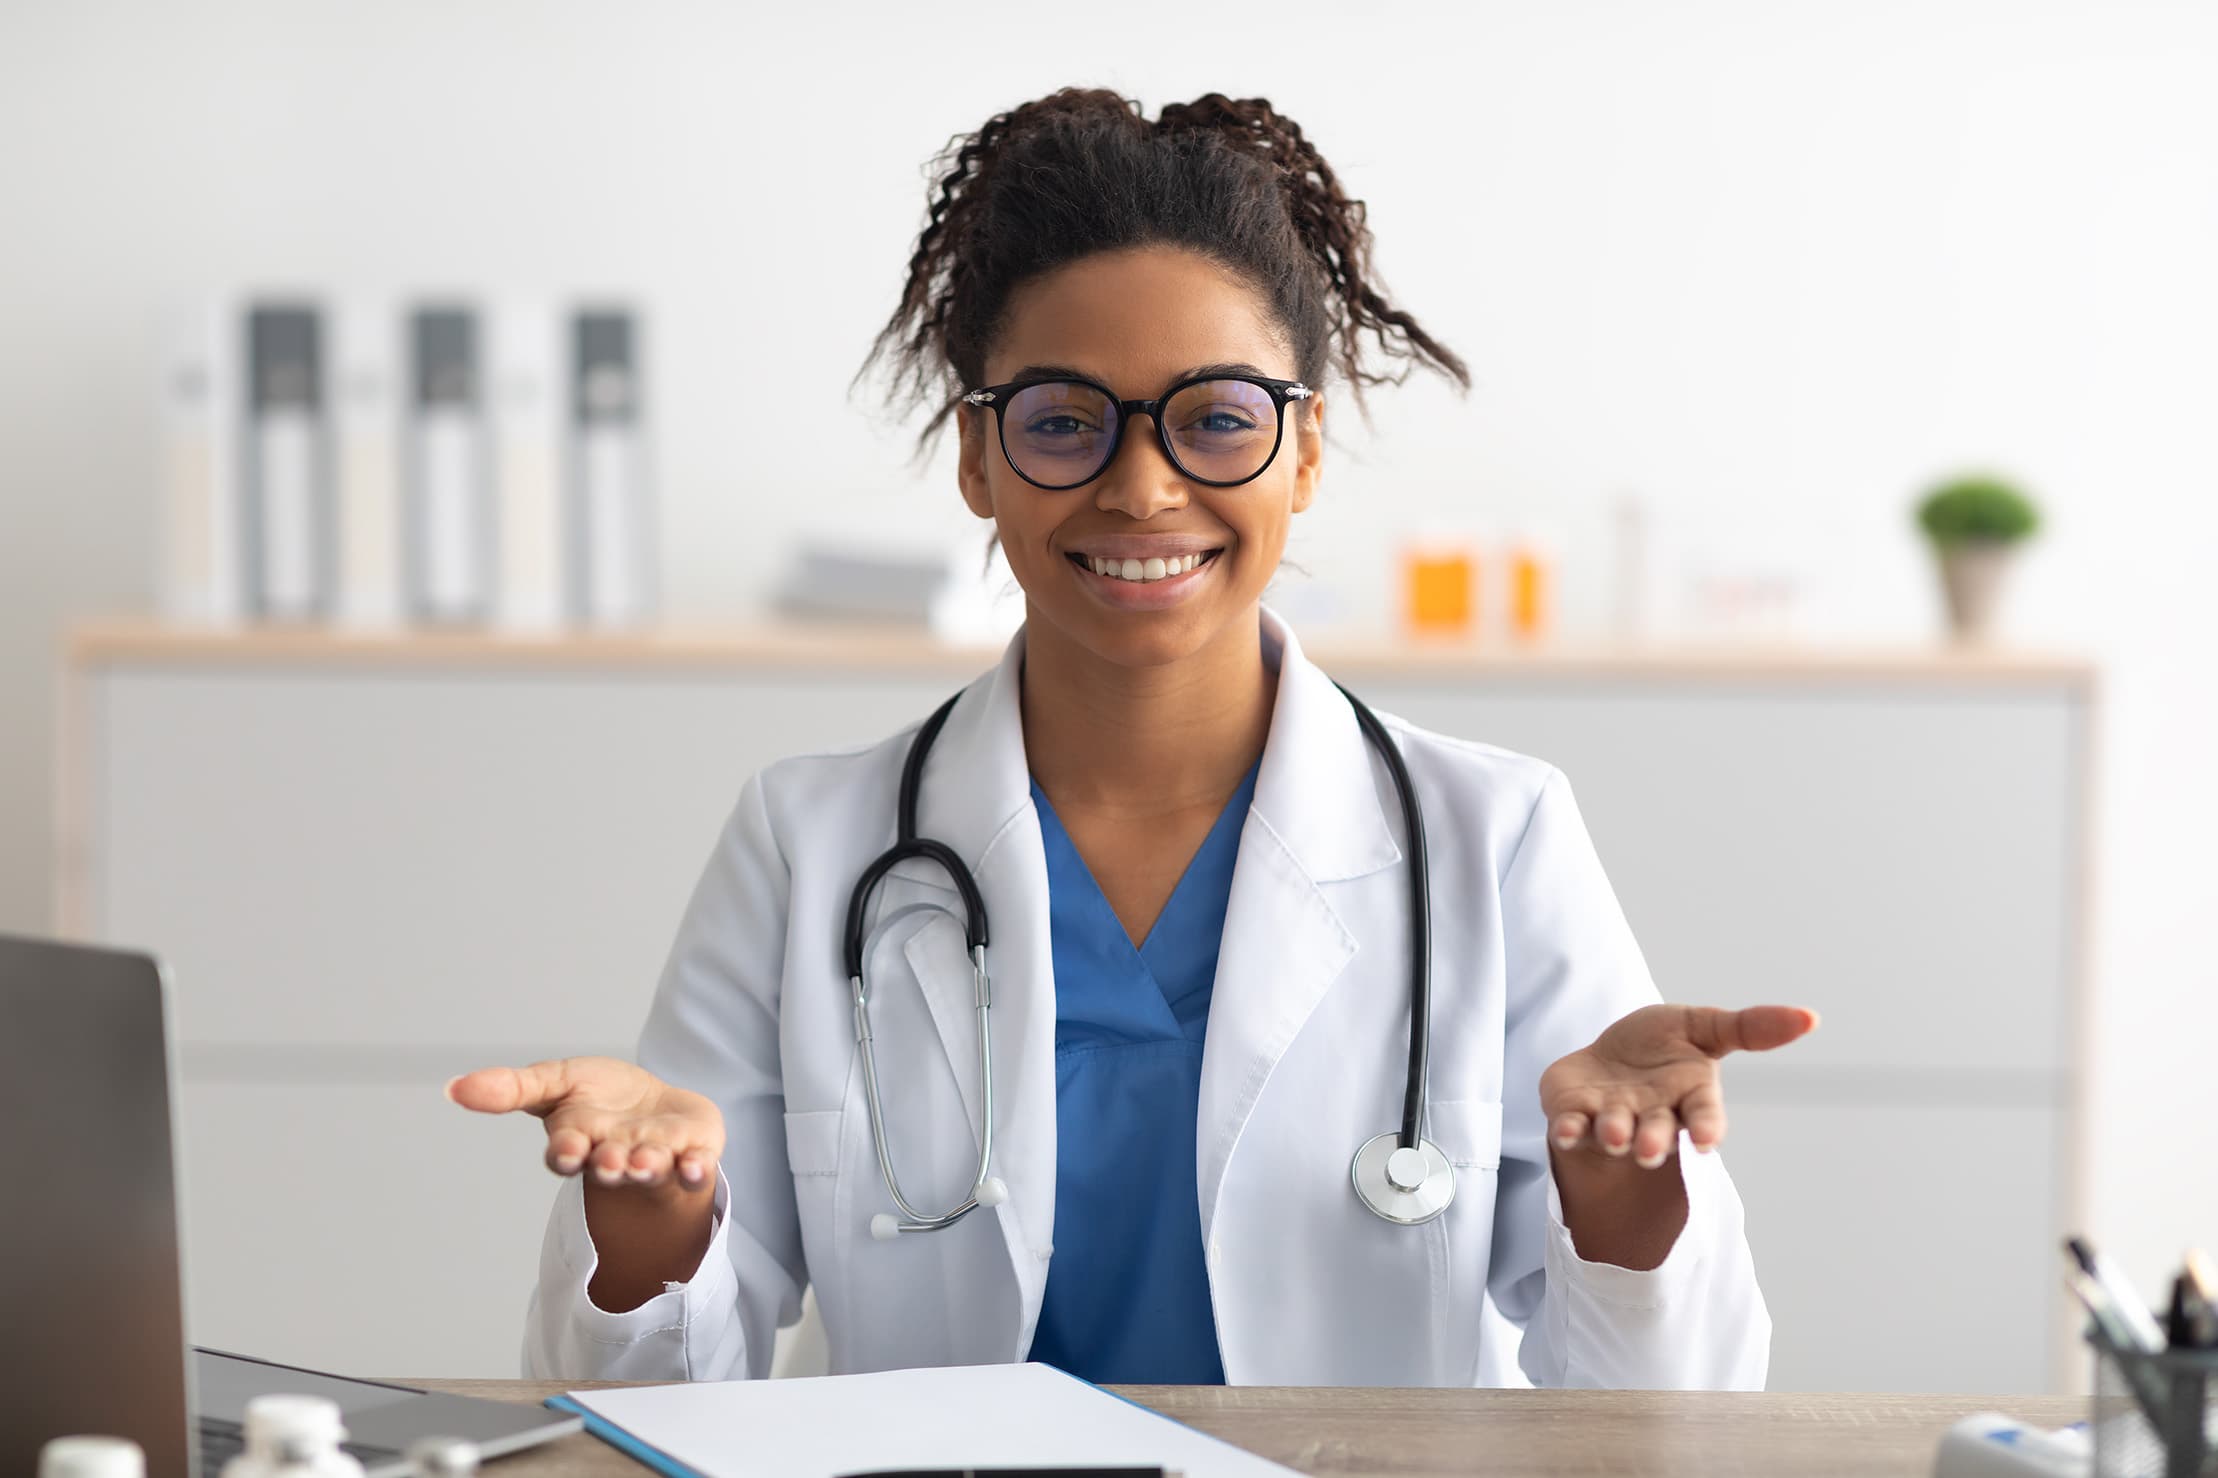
top-left (1914, 473), bottom-right (2040, 640)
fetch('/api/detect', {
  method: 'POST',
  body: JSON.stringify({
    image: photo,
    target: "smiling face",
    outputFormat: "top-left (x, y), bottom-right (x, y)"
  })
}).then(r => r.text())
top-left (956, 245), bottom-right (1325, 671)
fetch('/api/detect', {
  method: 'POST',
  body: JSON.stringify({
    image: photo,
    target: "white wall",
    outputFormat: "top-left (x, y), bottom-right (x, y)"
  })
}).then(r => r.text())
top-left (4, 0), bottom-right (2216, 1349)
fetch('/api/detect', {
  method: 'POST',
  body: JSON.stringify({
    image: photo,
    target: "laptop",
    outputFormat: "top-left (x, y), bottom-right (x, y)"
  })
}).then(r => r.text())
top-left (0, 933), bottom-right (583, 1476)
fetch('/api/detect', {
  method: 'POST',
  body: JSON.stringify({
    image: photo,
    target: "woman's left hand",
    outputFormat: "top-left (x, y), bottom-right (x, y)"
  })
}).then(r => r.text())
top-left (1541, 1004), bottom-right (1819, 1169)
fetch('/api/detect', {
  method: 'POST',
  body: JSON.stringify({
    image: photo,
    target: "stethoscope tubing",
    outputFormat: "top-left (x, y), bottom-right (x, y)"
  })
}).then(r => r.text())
top-left (843, 676), bottom-right (1451, 1234)
top-left (842, 695), bottom-right (987, 983)
top-left (854, 940), bottom-right (994, 1231)
top-left (1335, 681), bottom-right (1432, 1154)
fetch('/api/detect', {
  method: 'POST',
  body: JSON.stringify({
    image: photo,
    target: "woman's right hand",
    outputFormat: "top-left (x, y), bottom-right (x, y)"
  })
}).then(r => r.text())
top-left (445, 1055), bottom-right (725, 1192)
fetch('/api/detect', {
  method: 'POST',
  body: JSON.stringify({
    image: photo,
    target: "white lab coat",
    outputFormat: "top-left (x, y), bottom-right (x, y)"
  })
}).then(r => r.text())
top-left (521, 608), bottom-right (1772, 1388)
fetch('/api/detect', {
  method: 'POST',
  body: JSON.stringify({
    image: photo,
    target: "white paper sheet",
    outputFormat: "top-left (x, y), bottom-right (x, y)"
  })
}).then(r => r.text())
top-left (566, 1362), bottom-right (1301, 1478)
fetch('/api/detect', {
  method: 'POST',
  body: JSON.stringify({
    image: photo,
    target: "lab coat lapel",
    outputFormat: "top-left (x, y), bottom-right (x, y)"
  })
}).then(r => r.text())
top-left (888, 625), bottom-right (1058, 1358)
top-left (1198, 608), bottom-right (1402, 1249)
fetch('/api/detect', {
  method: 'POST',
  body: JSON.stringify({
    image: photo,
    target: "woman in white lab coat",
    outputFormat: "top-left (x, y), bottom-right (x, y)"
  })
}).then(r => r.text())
top-left (451, 86), bottom-right (1815, 1388)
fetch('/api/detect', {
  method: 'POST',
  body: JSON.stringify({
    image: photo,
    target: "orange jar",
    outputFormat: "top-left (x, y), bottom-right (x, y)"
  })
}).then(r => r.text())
top-left (1403, 542), bottom-right (1477, 637)
top-left (1508, 539), bottom-right (1552, 641)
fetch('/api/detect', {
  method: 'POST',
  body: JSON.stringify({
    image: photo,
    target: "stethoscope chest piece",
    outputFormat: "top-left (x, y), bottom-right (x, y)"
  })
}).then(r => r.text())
top-left (1350, 1131), bottom-right (1456, 1225)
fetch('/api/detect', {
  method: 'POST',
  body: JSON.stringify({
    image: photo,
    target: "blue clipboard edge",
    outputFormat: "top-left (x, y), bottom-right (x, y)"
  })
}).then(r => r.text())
top-left (544, 1393), bottom-right (712, 1478)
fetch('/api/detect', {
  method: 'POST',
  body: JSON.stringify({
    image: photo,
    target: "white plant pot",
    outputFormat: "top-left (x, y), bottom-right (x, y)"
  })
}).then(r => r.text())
top-left (1936, 541), bottom-right (2018, 641)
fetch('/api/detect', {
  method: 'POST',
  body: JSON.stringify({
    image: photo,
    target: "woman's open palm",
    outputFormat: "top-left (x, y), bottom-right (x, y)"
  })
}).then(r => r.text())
top-left (446, 1055), bottom-right (724, 1191)
top-left (1541, 1004), bottom-right (1818, 1169)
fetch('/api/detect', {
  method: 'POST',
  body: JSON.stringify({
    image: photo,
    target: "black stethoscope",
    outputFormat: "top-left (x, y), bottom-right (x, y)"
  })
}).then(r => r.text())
top-left (842, 681), bottom-right (1454, 1241)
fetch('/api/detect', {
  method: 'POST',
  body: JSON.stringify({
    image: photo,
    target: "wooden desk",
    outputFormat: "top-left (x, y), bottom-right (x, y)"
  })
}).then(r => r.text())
top-left (408, 1379), bottom-right (2090, 1476)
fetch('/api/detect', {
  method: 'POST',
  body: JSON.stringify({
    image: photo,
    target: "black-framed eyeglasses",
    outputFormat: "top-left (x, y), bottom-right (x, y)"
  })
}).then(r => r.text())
top-left (962, 372), bottom-right (1313, 491)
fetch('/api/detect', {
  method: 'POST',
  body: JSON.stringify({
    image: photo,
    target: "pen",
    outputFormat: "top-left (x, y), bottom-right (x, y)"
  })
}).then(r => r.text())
top-left (2175, 1248), bottom-right (2218, 1349)
top-left (2065, 1236), bottom-right (2167, 1353)
top-left (2065, 1271), bottom-right (2159, 1360)
top-left (2064, 1263), bottom-right (2173, 1427)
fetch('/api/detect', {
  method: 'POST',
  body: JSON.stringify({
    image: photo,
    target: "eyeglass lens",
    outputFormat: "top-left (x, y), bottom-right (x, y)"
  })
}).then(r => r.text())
top-left (1000, 379), bottom-right (1282, 487)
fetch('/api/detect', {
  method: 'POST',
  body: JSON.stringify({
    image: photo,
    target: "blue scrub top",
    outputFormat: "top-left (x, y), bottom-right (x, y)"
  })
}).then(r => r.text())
top-left (1022, 760), bottom-right (1259, 1386)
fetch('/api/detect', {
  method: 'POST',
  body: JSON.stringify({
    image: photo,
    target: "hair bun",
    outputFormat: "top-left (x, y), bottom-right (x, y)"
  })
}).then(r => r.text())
top-left (857, 86), bottom-right (1470, 466)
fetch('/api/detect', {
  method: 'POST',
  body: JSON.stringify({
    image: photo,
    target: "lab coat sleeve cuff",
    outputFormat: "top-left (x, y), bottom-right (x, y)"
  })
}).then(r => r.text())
top-left (550, 1165), bottom-right (738, 1344)
top-left (1533, 1130), bottom-right (1770, 1390)
top-left (1543, 1131), bottom-right (1714, 1307)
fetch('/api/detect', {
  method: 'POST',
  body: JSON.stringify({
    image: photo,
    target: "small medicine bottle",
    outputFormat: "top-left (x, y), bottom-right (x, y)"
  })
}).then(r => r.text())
top-left (1506, 531), bottom-right (1554, 643)
top-left (38, 1436), bottom-right (145, 1478)
top-left (220, 1395), bottom-right (368, 1478)
top-left (1402, 535), bottom-right (1478, 638)
top-left (406, 1437), bottom-right (482, 1477)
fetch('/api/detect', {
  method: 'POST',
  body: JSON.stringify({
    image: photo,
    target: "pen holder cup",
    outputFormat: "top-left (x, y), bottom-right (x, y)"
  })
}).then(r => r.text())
top-left (2090, 1324), bottom-right (2218, 1478)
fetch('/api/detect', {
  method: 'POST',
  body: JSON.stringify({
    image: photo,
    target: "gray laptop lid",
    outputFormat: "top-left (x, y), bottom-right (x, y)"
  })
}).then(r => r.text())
top-left (0, 934), bottom-right (195, 1477)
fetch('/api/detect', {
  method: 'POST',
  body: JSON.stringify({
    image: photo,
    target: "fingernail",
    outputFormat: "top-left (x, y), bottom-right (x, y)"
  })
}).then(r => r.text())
top-left (442, 1075), bottom-right (462, 1102)
top-left (1637, 1150), bottom-right (1667, 1169)
top-left (680, 1164), bottom-right (703, 1185)
top-left (553, 1155), bottom-right (581, 1173)
top-left (627, 1166), bottom-right (654, 1182)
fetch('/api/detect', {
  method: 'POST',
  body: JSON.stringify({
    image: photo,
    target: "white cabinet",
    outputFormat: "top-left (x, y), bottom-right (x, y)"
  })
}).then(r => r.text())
top-left (61, 626), bottom-right (2093, 1389)
top-left (177, 1080), bottom-right (550, 1378)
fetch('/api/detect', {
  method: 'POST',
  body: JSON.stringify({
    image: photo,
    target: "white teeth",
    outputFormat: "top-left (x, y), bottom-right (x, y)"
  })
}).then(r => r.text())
top-left (1085, 552), bottom-right (1210, 583)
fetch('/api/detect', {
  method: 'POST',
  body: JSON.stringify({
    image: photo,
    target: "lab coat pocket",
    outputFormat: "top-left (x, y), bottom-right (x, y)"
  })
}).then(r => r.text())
top-left (783, 1108), bottom-right (844, 1178)
top-left (1430, 1097), bottom-right (1505, 1379)
top-left (1429, 1097), bottom-right (1504, 1169)
top-left (782, 1108), bottom-right (847, 1332)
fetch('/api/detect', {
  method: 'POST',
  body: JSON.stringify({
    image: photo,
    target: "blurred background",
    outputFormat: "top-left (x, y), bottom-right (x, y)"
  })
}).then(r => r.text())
top-left (3, 0), bottom-right (2214, 1394)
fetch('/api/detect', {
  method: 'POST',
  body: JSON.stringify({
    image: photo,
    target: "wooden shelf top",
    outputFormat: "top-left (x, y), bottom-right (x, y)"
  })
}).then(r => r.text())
top-left (63, 617), bottom-right (2098, 688)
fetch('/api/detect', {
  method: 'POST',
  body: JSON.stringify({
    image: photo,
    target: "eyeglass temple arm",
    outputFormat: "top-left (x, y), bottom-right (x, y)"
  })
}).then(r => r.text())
top-left (962, 381), bottom-right (1311, 408)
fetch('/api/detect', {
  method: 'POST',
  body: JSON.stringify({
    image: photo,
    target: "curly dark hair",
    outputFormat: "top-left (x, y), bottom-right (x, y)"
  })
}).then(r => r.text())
top-left (854, 86), bottom-right (1471, 468)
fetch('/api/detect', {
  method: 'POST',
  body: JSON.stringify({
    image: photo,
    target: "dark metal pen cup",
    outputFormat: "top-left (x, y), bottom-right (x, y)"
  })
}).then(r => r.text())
top-left (2088, 1322), bottom-right (2218, 1478)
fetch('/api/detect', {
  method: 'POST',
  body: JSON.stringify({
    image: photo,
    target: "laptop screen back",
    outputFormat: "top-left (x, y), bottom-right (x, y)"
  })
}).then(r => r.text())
top-left (0, 934), bottom-right (194, 1477)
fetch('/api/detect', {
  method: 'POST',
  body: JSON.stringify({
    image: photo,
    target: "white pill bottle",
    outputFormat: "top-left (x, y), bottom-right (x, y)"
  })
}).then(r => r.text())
top-left (219, 1395), bottom-right (367, 1478)
top-left (38, 1435), bottom-right (145, 1477)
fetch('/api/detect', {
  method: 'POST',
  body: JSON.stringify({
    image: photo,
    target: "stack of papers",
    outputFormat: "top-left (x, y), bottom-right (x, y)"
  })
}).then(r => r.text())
top-left (769, 544), bottom-right (952, 625)
top-left (550, 1362), bottom-right (1300, 1478)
